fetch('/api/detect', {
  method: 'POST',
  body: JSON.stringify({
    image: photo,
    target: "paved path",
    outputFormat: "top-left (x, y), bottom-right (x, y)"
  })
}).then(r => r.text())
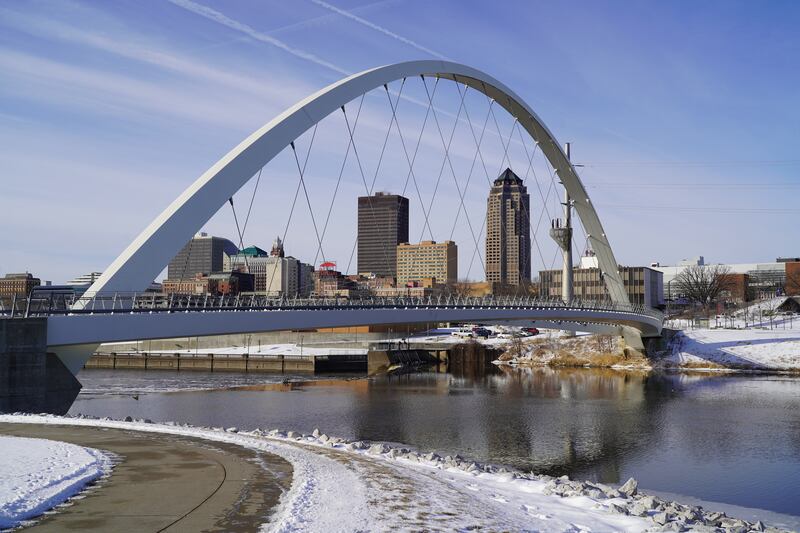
top-left (0, 424), bottom-right (291, 532)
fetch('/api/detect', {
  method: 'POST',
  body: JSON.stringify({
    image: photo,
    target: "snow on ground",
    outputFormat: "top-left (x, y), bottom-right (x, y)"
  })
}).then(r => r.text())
top-left (0, 435), bottom-right (112, 529)
top-left (0, 415), bottom-right (659, 532)
top-left (662, 327), bottom-right (800, 371)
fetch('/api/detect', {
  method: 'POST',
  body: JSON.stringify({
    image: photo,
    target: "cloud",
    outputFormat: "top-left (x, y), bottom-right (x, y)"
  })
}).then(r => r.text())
top-left (0, 6), bottom-right (313, 103)
top-left (166, 0), bottom-right (350, 75)
top-left (309, 0), bottom-right (449, 60)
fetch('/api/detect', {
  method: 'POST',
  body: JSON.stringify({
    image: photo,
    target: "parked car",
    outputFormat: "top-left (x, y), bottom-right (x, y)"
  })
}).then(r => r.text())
top-left (522, 327), bottom-right (540, 336)
top-left (472, 327), bottom-right (491, 338)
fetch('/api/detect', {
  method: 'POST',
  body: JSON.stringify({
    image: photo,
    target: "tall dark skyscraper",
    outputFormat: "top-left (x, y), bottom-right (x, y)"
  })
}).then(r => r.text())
top-left (167, 232), bottom-right (239, 280)
top-left (357, 193), bottom-right (409, 277)
top-left (485, 168), bottom-right (531, 285)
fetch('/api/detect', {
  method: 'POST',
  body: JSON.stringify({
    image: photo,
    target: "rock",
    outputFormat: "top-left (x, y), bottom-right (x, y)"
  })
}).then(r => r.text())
top-left (609, 503), bottom-right (629, 515)
top-left (225, 427), bottom-right (238, 433)
top-left (124, 416), bottom-right (133, 422)
top-left (619, 477), bottom-right (639, 497)
top-left (312, 428), bottom-right (320, 437)
top-left (287, 431), bottom-right (298, 439)
top-left (585, 489), bottom-right (605, 500)
top-left (638, 495), bottom-right (658, 510)
top-left (629, 503), bottom-right (649, 517)
top-left (653, 511), bottom-right (670, 525)
top-left (345, 443), bottom-right (357, 451)
top-left (752, 520), bottom-right (766, 531)
top-left (368, 443), bottom-right (388, 455)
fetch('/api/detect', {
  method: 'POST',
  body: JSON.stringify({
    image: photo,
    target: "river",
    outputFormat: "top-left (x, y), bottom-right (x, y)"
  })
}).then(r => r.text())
top-left (68, 362), bottom-right (800, 525)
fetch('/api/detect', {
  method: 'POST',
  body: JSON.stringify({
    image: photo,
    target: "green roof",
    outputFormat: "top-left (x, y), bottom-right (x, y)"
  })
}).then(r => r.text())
top-left (238, 246), bottom-right (268, 257)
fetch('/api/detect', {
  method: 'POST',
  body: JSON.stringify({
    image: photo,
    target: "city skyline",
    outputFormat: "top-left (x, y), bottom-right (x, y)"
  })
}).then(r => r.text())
top-left (1, 1), bottom-right (799, 283)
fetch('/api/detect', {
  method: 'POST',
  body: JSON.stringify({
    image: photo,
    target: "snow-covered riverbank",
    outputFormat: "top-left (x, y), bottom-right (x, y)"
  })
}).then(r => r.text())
top-left (0, 414), bottom-right (789, 532)
top-left (658, 328), bottom-right (800, 371)
top-left (0, 435), bottom-right (112, 529)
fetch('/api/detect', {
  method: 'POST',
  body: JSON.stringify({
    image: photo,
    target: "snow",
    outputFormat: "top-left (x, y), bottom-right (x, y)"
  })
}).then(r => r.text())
top-left (0, 435), bottom-right (112, 529)
top-left (136, 343), bottom-right (368, 358)
top-left (661, 327), bottom-right (800, 371)
top-left (0, 415), bottom-right (653, 532)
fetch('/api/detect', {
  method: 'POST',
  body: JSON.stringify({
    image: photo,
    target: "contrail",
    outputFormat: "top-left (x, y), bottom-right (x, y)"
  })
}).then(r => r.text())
top-left (310, 0), bottom-right (448, 60)
top-left (166, 0), bottom-right (349, 75)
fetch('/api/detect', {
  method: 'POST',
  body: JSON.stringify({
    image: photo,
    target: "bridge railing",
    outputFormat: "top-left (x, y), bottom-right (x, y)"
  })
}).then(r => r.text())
top-left (0, 291), bottom-right (664, 323)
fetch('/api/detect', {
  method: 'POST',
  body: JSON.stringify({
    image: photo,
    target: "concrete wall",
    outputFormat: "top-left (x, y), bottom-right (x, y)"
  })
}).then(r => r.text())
top-left (0, 317), bottom-right (80, 414)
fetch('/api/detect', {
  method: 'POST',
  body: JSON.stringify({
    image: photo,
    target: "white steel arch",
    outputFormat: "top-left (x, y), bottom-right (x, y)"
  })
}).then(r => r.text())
top-left (86, 60), bottom-right (630, 306)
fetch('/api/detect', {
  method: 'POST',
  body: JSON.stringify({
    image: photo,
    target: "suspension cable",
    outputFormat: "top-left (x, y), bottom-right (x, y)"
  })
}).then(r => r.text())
top-left (420, 77), bottom-right (469, 242)
top-left (421, 76), bottom-right (486, 279)
top-left (265, 124), bottom-right (318, 295)
top-left (345, 82), bottom-right (406, 274)
top-left (383, 80), bottom-right (436, 242)
top-left (228, 197), bottom-right (249, 271)
top-left (317, 94), bottom-right (366, 267)
top-left (448, 82), bottom-right (494, 240)
top-left (241, 167), bottom-right (262, 241)
top-left (513, 122), bottom-right (553, 276)
top-left (341, 104), bottom-right (394, 277)
top-left (290, 138), bottom-right (326, 262)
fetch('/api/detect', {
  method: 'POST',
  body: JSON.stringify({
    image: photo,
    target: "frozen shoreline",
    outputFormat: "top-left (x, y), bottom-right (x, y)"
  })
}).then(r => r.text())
top-left (0, 414), bottom-right (790, 532)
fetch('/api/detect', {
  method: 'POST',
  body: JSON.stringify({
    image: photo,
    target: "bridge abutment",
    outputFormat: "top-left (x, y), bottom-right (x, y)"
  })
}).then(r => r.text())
top-left (0, 317), bottom-right (81, 414)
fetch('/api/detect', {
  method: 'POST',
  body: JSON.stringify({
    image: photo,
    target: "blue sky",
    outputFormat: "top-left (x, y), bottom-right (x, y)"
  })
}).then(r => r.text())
top-left (1, 0), bottom-right (798, 283)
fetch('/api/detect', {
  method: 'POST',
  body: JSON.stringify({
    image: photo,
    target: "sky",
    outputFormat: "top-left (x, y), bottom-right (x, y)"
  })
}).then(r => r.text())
top-left (1, 0), bottom-right (798, 284)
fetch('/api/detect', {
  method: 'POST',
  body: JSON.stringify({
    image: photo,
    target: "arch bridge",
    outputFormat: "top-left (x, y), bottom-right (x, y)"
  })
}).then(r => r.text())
top-left (11, 61), bottom-right (664, 374)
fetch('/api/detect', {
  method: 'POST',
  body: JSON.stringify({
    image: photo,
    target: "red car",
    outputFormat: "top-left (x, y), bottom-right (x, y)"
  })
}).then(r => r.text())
top-left (522, 327), bottom-right (540, 336)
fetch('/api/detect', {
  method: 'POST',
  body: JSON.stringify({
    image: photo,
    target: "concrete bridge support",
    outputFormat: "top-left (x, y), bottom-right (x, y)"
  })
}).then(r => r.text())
top-left (0, 317), bottom-right (81, 414)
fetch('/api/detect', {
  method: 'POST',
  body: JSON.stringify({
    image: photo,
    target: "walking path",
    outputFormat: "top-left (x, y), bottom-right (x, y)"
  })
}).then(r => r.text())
top-left (0, 423), bottom-right (291, 532)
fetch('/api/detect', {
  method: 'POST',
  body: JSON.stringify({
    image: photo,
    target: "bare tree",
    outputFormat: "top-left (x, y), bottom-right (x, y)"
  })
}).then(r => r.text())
top-left (443, 279), bottom-right (475, 298)
top-left (674, 264), bottom-right (734, 309)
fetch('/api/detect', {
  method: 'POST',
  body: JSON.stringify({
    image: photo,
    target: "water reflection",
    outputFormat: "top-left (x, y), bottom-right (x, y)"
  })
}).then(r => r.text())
top-left (70, 363), bottom-right (800, 517)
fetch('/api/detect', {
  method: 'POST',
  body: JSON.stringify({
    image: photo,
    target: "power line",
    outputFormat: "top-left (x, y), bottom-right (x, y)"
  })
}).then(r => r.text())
top-left (584, 181), bottom-right (800, 189)
top-left (597, 204), bottom-right (800, 214)
top-left (579, 159), bottom-right (800, 168)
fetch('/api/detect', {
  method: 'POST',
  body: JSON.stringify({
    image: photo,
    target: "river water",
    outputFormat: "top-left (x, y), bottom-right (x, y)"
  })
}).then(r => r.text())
top-left (69, 363), bottom-right (800, 525)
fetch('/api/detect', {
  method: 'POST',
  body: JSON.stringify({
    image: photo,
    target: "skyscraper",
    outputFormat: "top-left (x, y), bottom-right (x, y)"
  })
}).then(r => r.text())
top-left (485, 168), bottom-right (531, 285)
top-left (168, 232), bottom-right (239, 280)
top-left (357, 193), bottom-right (409, 277)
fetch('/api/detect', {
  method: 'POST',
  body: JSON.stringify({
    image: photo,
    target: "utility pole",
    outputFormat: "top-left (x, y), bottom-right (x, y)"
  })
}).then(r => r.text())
top-left (549, 142), bottom-right (575, 337)
top-left (562, 142), bottom-right (574, 306)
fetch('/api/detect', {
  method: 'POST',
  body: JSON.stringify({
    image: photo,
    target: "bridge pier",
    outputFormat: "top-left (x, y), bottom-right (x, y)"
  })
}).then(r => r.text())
top-left (0, 317), bottom-right (81, 414)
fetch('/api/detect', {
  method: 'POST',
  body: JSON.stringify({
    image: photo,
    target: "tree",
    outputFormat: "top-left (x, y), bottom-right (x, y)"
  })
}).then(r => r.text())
top-left (673, 264), bottom-right (734, 309)
top-left (443, 279), bottom-right (475, 298)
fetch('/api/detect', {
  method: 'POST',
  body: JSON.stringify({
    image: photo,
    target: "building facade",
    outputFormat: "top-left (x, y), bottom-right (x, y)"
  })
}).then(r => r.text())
top-left (0, 273), bottom-right (41, 298)
top-left (786, 261), bottom-right (800, 296)
top-left (357, 193), bottom-right (409, 277)
top-left (396, 240), bottom-right (457, 286)
top-left (539, 254), bottom-right (664, 309)
top-left (162, 271), bottom-right (254, 296)
top-left (652, 256), bottom-right (796, 301)
top-left (223, 239), bottom-right (313, 297)
top-left (168, 232), bottom-right (239, 280)
top-left (313, 263), bottom-right (368, 298)
top-left (66, 272), bottom-right (103, 286)
top-left (485, 168), bottom-right (531, 286)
